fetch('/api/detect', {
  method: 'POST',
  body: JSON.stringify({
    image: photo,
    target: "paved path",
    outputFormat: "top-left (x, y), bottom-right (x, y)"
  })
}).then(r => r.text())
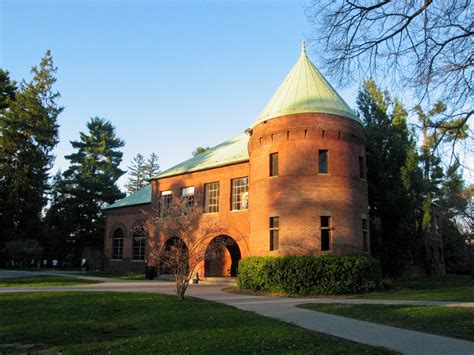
top-left (1, 271), bottom-right (474, 355)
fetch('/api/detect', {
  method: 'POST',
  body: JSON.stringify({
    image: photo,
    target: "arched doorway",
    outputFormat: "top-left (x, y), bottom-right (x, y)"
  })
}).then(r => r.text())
top-left (204, 235), bottom-right (241, 277)
top-left (158, 237), bottom-right (188, 275)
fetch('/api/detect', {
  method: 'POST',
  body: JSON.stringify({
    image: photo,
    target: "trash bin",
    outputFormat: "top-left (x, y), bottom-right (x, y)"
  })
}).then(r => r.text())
top-left (145, 266), bottom-right (157, 280)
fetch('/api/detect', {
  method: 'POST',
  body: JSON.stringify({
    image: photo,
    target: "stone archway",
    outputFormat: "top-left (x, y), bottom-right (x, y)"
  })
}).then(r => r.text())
top-left (204, 235), bottom-right (241, 277)
top-left (158, 237), bottom-right (188, 275)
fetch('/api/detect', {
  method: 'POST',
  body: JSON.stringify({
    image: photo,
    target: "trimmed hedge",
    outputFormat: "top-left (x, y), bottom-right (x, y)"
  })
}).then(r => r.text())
top-left (237, 255), bottom-right (382, 295)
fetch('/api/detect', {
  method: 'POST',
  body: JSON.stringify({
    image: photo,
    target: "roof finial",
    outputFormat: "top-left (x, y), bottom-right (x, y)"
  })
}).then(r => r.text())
top-left (301, 41), bottom-right (306, 56)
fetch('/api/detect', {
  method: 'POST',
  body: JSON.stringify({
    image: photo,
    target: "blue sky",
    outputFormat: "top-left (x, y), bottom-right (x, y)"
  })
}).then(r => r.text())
top-left (1, 0), bottom-right (359, 188)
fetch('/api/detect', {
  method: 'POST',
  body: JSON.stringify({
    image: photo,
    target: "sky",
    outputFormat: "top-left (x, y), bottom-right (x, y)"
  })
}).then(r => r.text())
top-left (12, 0), bottom-right (460, 190)
top-left (1, 0), bottom-right (361, 189)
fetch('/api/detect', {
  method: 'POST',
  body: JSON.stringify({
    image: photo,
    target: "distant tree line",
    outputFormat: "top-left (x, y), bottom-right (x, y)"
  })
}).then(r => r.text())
top-left (0, 52), bottom-right (161, 268)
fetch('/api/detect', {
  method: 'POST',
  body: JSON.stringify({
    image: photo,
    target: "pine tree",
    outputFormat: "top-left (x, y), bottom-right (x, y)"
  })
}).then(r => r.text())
top-left (144, 153), bottom-right (160, 180)
top-left (0, 69), bottom-right (16, 109)
top-left (43, 171), bottom-right (76, 262)
top-left (192, 146), bottom-right (210, 156)
top-left (0, 51), bottom-right (62, 244)
top-left (125, 153), bottom-right (146, 193)
top-left (61, 117), bottom-right (125, 258)
top-left (125, 153), bottom-right (160, 194)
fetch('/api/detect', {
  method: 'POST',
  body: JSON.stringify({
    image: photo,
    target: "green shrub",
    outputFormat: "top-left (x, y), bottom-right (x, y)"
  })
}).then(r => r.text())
top-left (237, 255), bottom-right (382, 295)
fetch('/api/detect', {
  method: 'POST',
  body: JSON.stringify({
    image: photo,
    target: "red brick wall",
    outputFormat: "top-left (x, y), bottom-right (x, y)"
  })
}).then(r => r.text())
top-left (248, 113), bottom-right (369, 257)
top-left (104, 112), bottom-right (370, 274)
top-left (103, 204), bottom-right (151, 273)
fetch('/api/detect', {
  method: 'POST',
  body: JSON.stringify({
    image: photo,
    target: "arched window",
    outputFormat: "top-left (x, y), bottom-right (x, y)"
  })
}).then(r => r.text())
top-left (112, 229), bottom-right (124, 260)
top-left (132, 226), bottom-right (146, 261)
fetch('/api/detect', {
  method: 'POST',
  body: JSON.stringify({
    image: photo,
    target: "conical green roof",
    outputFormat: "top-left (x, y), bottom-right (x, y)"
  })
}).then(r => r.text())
top-left (252, 43), bottom-right (359, 128)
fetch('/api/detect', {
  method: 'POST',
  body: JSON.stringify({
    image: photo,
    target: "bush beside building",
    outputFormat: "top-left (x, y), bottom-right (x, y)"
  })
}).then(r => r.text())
top-left (237, 255), bottom-right (382, 295)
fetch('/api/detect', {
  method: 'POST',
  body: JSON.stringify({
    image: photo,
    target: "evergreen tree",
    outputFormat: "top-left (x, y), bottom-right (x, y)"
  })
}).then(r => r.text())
top-left (192, 146), bottom-right (210, 156)
top-left (0, 51), bottom-right (62, 244)
top-left (0, 69), bottom-right (16, 109)
top-left (125, 153), bottom-right (160, 194)
top-left (43, 171), bottom-right (76, 262)
top-left (125, 154), bottom-right (146, 193)
top-left (60, 117), bottom-right (125, 258)
top-left (357, 79), bottom-right (423, 276)
top-left (144, 153), bottom-right (160, 180)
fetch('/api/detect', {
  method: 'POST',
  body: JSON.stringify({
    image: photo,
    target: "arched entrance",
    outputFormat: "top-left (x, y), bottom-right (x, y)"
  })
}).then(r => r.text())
top-left (204, 235), bottom-right (241, 277)
top-left (158, 237), bottom-right (188, 274)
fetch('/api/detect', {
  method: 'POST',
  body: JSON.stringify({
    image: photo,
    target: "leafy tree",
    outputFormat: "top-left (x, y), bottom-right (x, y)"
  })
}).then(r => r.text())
top-left (192, 146), bottom-right (210, 156)
top-left (125, 153), bottom-right (160, 194)
top-left (357, 79), bottom-right (423, 276)
top-left (57, 117), bottom-right (125, 259)
top-left (0, 51), bottom-right (62, 245)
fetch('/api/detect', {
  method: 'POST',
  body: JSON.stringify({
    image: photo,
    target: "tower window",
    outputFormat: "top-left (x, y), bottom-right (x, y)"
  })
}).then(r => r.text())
top-left (270, 217), bottom-right (279, 251)
top-left (270, 153), bottom-right (279, 177)
top-left (362, 218), bottom-right (369, 252)
top-left (320, 216), bottom-right (331, 251)
top-left (359, 156), bottom-right (366, 179)
top-left (319, 150), bottom-right (328, 174)
top-left (204, 182), bottom-right (220, 213)
top-left (231, 177), bottom-right (249, 210)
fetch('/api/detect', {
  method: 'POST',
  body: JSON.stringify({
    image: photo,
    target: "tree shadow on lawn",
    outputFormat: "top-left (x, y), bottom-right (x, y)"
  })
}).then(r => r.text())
top-left (0, 292), bottom-right (392, 354)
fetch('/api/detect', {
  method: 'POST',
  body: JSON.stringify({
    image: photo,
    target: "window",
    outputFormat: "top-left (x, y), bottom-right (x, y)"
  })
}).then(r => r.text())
top-left (160, 190), bottom-right (172, 217)
top-left (270, 217), bottom-right (279, 251)
top-left (231, 177), bottom-right (248, 210)
top-left (112, 229), bottom-right (124, 260)
top-left (132, 226), bottom-right (146, 261)
top-left (181, 186), bottom-right (195, 208)
top-left (319, 150), bottom-right (328, 174)
top-left (204, 182), bottom-right (220, 213)
top-left (320, 216), bottom-right (331, 251)
top-left (359, 156), bottom-right (365, 179)
top-left (362, 218), bottom-right (369, 252)
top-left (270, 153), bottom-right (279, 177)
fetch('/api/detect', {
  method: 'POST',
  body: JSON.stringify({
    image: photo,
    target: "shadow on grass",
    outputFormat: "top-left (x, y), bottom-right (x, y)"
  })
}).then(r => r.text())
top-left (0, 292), bottom-right (393, 354)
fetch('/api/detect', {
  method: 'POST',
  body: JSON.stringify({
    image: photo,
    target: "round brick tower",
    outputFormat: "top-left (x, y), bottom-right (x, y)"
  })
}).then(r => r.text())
top-left (248, 43), bottom-right (369, 257)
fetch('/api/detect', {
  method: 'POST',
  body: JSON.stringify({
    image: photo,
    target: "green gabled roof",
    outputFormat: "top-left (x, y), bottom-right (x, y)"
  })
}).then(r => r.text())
top-left (154, 133), bottom-right (249, 179)
top-left (105, 184), bottom-right (152, 210)
top-left (252, 42), bottom-right (359, 128)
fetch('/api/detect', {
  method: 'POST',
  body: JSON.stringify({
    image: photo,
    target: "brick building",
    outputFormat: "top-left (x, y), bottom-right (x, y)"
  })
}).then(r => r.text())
top-left (104, 43), bottom-right (370, 276)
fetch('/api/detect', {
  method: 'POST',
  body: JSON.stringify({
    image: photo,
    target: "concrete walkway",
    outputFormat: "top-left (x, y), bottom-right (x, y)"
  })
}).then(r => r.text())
top-left (1, 271), bottom-right (474, 355)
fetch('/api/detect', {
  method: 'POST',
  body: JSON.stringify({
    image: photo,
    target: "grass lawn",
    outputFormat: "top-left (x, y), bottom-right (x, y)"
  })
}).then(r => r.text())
top-left (358, 275), bottom-right (474, 302)
top-left (83, 271), bottom-right (146, 280)
top-left (0, 292), bottom-right (392, 354)
top-left (299, 303), bottom-right (474, 342)
top-left (0, 275), bottom-right (101, 287)
top-left (228, 275), bottom-right (474, 302)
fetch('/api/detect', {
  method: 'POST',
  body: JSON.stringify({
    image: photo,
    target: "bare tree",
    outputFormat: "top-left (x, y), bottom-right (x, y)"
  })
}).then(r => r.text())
top-left (306, 0), bottom-right (472, 164)
top-left (147, 193), bottom-right (234, 301)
